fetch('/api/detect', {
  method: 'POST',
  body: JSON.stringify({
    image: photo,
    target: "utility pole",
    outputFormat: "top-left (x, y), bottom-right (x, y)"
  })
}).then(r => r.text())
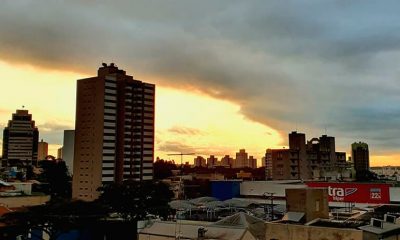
top-left (263, 192), bottom-right (275, 221)
top-left (167, 152), bottom-right (195, 240)
top-left (167, 152), bottom-right (195, 199)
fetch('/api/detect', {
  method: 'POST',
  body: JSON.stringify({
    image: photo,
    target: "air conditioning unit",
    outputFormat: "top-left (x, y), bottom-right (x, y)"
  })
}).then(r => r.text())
top-left (371, 218), bottom-right (384, 228)
top-left (384, 214), bottom-right (397, 224)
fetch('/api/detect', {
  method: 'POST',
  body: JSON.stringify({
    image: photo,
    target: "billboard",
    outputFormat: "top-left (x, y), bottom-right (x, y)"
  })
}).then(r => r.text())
top-left (306, 182), bottom-right (391, 204)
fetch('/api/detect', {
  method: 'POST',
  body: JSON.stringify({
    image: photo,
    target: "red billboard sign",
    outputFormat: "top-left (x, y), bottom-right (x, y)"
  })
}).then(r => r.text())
top-left (306, 182), bottom-right (391, 204)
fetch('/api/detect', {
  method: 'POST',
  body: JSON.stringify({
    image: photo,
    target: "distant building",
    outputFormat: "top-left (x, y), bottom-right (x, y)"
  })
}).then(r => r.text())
top-left (207, 155), bottom-right (218, 168)
top-left (220, 155), bottom-right (234, 168)
top-left (266, 149), bottom-right (291, 180)
top-left (234, 149), bottom-right (248, 168)
top-left (37, 139), bottom-right (48, 160)
top-left (249, 156), bottom-right (257, 168)
top-left (194, 156), bottom-right (206, 167)
top-left (62, 130), bottom-right (75, 174)
top-left (261, 156), bottom-right (266, 167)
top-left (2, 109), bottom-right (39, 166)
top-left (352, 142), bottom-right (369, 173)
top-left (72, 63), bottom-right (155, 201)
top-left (266, 131), bottom-right (348, 181)
top-left (57, 147), bottom-right (63, 159)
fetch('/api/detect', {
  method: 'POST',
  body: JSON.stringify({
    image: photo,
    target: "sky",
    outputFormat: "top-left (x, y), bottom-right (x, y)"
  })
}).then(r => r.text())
top-left (0, 0), bottom-right (400, 166)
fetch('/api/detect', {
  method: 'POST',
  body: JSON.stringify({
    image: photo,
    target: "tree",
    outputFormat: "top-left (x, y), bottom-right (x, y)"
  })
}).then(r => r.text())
top-left (98, 180), bottom-right (173, 221)
top-left (37, 160), bottom-right (71, 199)
top-left (356, 169), bottom-right (378, 181)
top-left (153, 160), bottom-right (177, 180)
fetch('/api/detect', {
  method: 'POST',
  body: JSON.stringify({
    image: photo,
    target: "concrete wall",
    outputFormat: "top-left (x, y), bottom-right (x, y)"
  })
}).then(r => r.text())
top-left (265, 222), bottom-right (363, 240)
top-left (286, 188), bottom-right (329, 222)
top-left (0, 195), bottom-right (50, 208)
top-left (390, 187), bottom-right (400, 202)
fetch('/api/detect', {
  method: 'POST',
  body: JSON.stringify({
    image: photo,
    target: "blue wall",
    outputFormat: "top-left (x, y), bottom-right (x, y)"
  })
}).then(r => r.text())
top-left (211, 181), bottom-right (241, 200)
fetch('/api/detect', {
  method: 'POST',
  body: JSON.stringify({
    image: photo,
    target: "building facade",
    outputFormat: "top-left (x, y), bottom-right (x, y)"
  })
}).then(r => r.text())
top-left (266, 131), bottom-right (348, 181)
top-left (220, 155), bottom-right (234, 168)
top-left (248, 156), bottom-right (257, 169)
top-left (2, 109), bottom-right (39, 166)
top-left (72, 63), bottom-right (155, 201)
top-left (352, 142), bottom-right (369, 173)
top-left (207, 155), bottom-right (218, 168)
top-left (62, 130), bottom-right (75, 174)
top-left (37, 139), bottom-right (48, 160)
top-left (234, 149), bottom-right (248, 168)
top-left (194, 156), bottom-right (206, 167)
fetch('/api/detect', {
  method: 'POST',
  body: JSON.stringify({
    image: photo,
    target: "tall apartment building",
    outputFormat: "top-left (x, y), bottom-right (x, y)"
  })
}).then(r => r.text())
top-left (220, 155), bottom-right (233, 168)
top-left (2, 109), bottom-right (39, 166)
top-left (37, 139), bottom-right (48, 160)
top-left (62, 130), bottom-right (75, 174)
top-left (207, 155), bottom-right (218, 168)
top-left (72, 63), bottom-right (155, 201)
top-left (194, 156), bottom-right (206, 167)
top-left (234, 149), bottom-right (248, 168)
top-left (266, 131), bottom-right (347, 181)
top-left (248, 156), bottom-right (257, 169)
top-left (352, 142), bottom-right (369, 173)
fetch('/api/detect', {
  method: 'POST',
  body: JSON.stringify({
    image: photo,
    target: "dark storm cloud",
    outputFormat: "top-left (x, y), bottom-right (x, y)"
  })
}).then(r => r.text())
top-left (2, 0), bottom-right (400, 153)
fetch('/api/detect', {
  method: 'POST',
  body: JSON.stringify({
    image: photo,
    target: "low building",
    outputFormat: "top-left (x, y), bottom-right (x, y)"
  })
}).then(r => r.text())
top-left (138, 212), bottom-right (265, 240)
top-left (286, 188), bottom-right (329, 222)
top-left (265, 221), bottom-right (363, 240)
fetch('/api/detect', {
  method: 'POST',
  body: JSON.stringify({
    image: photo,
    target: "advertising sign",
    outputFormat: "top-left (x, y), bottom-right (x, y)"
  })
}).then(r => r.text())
top-left (306, 182), bottom-right (391, 204)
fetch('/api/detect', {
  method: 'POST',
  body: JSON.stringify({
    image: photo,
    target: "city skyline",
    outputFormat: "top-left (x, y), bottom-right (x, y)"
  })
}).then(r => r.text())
top-left (1, 1), bottom-right (400, 166)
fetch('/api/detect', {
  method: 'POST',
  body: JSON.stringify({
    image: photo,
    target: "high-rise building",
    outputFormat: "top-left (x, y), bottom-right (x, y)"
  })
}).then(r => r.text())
top-left (234, 149), bottom-right (248, 168)
top-left (62, 130), bottom-right (75, 174)
top-left (72, 63), bottom-right (155, 201)
top-left (57, 147), bottom-right (63, 159)
top-left (261, 156), bottom-right (266, 167)
top-left (266, 131), bottom-right (347, 181)
top-left (352, 142), bottom-right (369, 173)
top-left (207, 155), bottom-right (218, 168)
top-left (220, 155), bottom-right (233, 168)
top-left (37, 139), bottom-right (48, 160)
top-left (265, 149), bottom-right (291, 180)
top-left (2, 109), bottom-right (39, 166)
top-left (249, 156), bottom-right (257, 168)
top-left (194, 156), bottom-right (206, 167)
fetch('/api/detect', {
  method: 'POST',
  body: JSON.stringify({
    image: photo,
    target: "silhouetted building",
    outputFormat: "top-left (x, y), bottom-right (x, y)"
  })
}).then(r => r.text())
top-left (207, 155), bottom-right (218, 168)
top-left (72, 63), bottom-right (155, 201)
top-left (234, 149), bottom-right (248, 168)
top-left (352, 142), bottom-right (369, 173)
top-left (266, 149), bottom-right (291, 180)
top-left (261, 156), bottom-right (266, 167)
top-left (37, 139), bottom-right (48, 160)
top-left (249, 156), bottom-right (257, 168)
top-left (266, 131), bottom-right (347, 180)
top-left (220, 155), bottom-right (234, 168)
top-left (57, 147), bottom-right (63, 159)
top-left (62, 130), bottom-right (75, 174)
top-left (2, 109), bottom-right (39, 166)
top-left (194, 156), bottom-right (206, 167)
